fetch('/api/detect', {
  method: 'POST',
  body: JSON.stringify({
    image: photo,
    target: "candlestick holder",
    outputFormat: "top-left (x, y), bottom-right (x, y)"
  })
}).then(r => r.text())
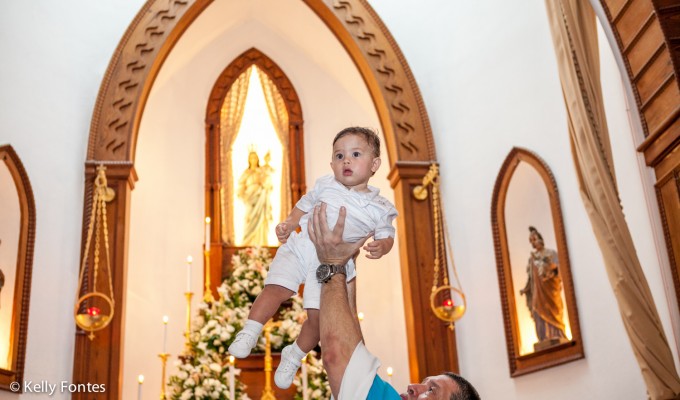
top-left (203, 249), bottom-right (214, 303)
top-left (184, 292), bottom-right (193, 350)
top-left (261, 320), bottom-right (282, 400)
top-left (158, 353), bottom-right (170, 400)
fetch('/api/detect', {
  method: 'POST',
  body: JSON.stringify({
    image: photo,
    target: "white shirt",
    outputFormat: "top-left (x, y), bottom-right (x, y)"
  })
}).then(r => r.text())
top-left (294, 174), bottom-right (397, 243)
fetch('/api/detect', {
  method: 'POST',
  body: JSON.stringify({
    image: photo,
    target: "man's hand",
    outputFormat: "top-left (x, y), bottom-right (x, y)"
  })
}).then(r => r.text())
top-left (308, 203), bottom-right (371, 265)
top-left (363, 237), bottom-right (394, 259)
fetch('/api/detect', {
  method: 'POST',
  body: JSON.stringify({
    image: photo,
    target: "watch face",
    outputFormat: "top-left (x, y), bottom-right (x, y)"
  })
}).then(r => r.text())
top-left (316, 264), bottom-right (331, 282)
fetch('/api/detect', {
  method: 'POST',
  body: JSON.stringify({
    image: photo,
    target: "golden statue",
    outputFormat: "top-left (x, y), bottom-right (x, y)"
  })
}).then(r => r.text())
top-left (238, 149), bottom-right (274, 246)
top-left (519, 226), bottom-right (567, 351)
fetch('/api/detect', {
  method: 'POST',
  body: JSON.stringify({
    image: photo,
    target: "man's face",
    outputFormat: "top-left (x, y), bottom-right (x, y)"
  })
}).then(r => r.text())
top-left (400, 375), bottom-right (459, 399)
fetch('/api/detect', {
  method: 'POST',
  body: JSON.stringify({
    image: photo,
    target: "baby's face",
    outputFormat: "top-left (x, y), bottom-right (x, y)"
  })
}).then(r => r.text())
top-left (330, 133), bottom-right (380, 192)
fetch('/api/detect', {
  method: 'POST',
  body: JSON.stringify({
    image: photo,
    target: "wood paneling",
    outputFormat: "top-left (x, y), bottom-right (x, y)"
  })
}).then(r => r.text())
top-left (636, 49), bottom-right (673, 104)
top-left (73, 162), bottom-right (137, 400)
top-left (388, 162), bottom-right (459, 381)
top-left (600, 0), bottom-right (680, 316)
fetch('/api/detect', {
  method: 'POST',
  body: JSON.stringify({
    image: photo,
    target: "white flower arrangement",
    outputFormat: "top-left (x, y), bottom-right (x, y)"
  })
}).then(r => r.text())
top-left (169, 247), bottom-right (327, 399)
top-left (293, 350), bottom-right (332, 400)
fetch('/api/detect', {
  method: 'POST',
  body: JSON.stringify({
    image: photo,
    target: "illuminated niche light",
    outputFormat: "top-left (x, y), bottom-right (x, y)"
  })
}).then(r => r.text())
top-left (231, 66), bottom-right (284, 247)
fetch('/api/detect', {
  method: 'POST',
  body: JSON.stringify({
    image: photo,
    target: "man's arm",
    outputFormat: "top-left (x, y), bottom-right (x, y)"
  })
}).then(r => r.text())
top-left (308, 203), bottom-right (370, 398)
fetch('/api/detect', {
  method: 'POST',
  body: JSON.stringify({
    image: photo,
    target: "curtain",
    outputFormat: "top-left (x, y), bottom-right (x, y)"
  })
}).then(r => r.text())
top-left (220, 67), bottom-right (252, 244)
top-left (545, 1), bottom-right (680, 398)
top-left (257, 67), bottom-right (292, 221)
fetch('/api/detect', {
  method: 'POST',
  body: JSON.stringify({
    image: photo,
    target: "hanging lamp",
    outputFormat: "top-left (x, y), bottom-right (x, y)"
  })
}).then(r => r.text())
top-left (414, 164), bottom-right (467, 330)
top-left (74, 165), bottom-right (116, 340)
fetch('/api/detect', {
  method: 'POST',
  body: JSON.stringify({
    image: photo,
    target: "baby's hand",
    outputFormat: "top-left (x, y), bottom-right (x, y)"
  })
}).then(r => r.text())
top-left (363, 237), bottom-right (394, 259)
top-left (276, 222), bottom-right (292, 243)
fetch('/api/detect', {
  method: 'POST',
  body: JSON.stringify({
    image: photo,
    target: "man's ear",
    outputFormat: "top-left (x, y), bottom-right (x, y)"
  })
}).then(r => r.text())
top-left (371, 157), bottom-right (381, 173)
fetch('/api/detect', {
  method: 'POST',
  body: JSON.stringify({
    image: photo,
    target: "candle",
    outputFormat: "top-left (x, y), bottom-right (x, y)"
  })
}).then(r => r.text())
top-left (228, 355), bottom-right (235, 400)
top-left (386, 367), bottom-right (393, 385)
top-left (301, 355), bottom-right (308, 400)
top-left (137, 375), bottom-right (144, 400)
top-left (186, 255), bottom-right (193, 293)
top-left (162, 316), bottom-right (169, 354)
top-left (205, 217), bottom-right (211, 251)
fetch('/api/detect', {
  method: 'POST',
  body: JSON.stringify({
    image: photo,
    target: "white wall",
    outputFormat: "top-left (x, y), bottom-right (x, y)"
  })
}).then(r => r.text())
top-left (369, 0), bottom-right (668, 398)
top-left (0, 1), bottom-right (145, 398)
top-left (0, 0), bottom-right (675, 399)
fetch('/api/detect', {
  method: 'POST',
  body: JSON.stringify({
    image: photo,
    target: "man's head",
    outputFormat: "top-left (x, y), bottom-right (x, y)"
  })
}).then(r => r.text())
top-left (401, 373), bottom-right (480, 400)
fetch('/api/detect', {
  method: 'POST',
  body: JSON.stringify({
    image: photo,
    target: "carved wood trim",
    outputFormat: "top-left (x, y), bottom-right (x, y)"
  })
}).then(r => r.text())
top-left (303, 0), bottom-right (434, 164)
top-left (87, 0), bottom-right (212, 162)
top-left (491, 147), bottom-right (584, 376)
top-left (0, 145), bottom-right (35, 392)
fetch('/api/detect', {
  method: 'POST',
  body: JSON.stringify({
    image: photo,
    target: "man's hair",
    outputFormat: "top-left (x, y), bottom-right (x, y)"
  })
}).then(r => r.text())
top-left (332, 127), bottom-right (381, 158)
top-left (444, 372), bottom-right (481, 400)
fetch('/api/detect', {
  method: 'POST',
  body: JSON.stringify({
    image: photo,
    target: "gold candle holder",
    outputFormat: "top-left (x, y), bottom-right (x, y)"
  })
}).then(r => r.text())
top-left (158, 353), bottom-right (170, 400)
top-left (261, 320), bottom-right (282, 400)
top-left (184, 292), bottom-right (193, 350)
top-left (203, 249), bottom-right (214, 303)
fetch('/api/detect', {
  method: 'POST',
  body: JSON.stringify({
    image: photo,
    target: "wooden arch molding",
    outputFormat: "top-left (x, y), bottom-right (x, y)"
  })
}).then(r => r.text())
top-left (75, 0), bottom-right (451, 396)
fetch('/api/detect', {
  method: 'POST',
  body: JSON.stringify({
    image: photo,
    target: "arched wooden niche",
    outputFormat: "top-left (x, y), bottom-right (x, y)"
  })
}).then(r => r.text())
top-left (0, 145), bottom-right (35, 391)
top-left (204, 48), bottom-right (305, 278)
top-left (491, 147), bottom-right (583, 376)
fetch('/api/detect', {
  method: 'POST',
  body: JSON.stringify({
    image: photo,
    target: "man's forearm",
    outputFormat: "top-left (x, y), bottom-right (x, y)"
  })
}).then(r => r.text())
top-left (320, 275), bottom-right (363, 398)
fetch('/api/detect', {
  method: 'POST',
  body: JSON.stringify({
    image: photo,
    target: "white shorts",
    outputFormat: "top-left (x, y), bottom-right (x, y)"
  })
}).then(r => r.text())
top-left (264, 234), bottom-right (356, 309)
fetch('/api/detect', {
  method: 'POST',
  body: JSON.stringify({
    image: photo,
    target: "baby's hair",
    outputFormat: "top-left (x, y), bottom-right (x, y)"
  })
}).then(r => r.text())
top-left (333, 127), bottom-right (381, 158)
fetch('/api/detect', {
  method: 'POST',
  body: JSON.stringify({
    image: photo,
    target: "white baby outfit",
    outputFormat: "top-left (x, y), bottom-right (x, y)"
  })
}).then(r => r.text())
top-left (264, 174), bottom-right (397, 309)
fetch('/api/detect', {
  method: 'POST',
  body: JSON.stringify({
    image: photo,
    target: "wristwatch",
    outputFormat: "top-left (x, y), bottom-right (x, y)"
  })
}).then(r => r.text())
top-left (316, 264), bottom-right (346, 283)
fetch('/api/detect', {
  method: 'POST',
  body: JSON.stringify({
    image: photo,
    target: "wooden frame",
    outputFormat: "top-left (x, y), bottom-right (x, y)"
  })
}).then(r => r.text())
top-left (0, 145), bottom-right (35, 392)
top-left (491, 147), bottom-right (584, 376)
top-left (203, 48), bottom-right (306, 280)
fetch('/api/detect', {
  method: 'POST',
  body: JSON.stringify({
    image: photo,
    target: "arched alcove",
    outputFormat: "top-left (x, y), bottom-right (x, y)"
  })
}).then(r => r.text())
top-left (203, 48), bottom-right (306, 278)
top-left (75, 0), bottom-right (453, 396)
top-left (0, 145), bottom-right (35, 392)
top-left (491, 147), bottom-right (583, 376)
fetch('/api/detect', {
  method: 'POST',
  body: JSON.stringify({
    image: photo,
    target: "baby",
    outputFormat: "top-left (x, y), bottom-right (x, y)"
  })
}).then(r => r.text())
top-left (228, 127), bottom-right (397, 389)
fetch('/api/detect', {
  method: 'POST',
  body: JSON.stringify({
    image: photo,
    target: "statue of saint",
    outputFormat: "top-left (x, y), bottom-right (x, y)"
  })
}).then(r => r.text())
top-left (519, 226), bottom-right (567, 350)
top-left (237, 150), bottom-right (274, 246)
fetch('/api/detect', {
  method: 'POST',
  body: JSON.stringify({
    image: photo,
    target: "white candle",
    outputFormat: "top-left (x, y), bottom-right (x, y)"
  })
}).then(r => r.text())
top-left (137, 375), bottom-right (144, 400)
top-left (301, 356), bottom-right (308, 400)
top-left (228, 356), bottom-right (235, 400)
top-left (162, 316), bottom-right (169, 354)
top-left (386, 367), bottom-right (393, 385)
top-left (205, 217), bottom-right (211, 251)
top-left (186, 255), bottom-right (193, 293)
